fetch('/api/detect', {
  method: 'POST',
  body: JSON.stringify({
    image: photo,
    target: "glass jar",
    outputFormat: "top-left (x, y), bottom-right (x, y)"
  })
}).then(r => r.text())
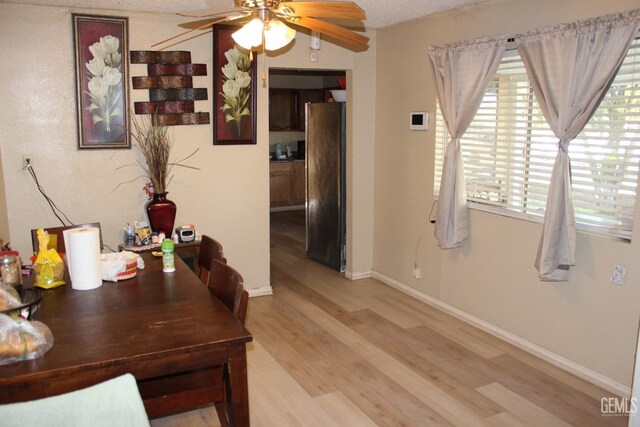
top-left (0, 255), bottom-right (21, 287)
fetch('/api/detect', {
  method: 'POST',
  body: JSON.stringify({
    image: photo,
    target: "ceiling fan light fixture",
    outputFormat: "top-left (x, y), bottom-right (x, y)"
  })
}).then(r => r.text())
top-left (263, 19), bottom-right (296, 51)
top-left (157, 1), bottom-right (369, 52)
top-left (232, 18), bottom-right (264, 49)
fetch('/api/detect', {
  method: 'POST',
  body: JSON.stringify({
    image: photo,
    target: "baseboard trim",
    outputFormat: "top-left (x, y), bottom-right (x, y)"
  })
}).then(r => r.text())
top-left (248, 286), bottom-right (273, 298)
top-left (345, 270), bottom-right (372, 280)
top-left (371, 270), bottom-right (630, 397)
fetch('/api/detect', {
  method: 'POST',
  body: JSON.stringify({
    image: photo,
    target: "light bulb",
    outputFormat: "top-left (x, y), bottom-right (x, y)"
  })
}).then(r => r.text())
top-left (232, 18), bottom-right (264, 49)
top-left (263, 19), bottom-right (296, 51)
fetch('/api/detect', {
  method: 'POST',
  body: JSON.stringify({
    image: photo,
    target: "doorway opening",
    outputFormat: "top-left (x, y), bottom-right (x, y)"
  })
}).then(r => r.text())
top-left (268, 68), bottom-right (347, 272)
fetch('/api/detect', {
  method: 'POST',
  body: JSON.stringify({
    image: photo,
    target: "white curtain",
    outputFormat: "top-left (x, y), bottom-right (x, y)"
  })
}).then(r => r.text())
top-left (428, 36), bottom-right (507, 249)
top-left (515, 9), bottom-right (640, 281)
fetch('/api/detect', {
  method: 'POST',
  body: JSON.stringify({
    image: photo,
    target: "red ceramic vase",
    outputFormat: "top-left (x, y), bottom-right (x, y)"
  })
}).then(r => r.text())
top-left (146, 192), bottom-right (176, 236)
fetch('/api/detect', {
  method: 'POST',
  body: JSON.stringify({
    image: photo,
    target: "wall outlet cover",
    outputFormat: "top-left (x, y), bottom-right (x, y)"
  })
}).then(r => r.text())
top-left (611, 264), bottom-right (627, 286)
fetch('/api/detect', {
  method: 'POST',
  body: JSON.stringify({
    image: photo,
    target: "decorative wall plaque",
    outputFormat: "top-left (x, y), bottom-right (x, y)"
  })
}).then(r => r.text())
top-left (130, 51), bottom-right (210, 126)
top-left (73, 14), bottom-right (130, 149)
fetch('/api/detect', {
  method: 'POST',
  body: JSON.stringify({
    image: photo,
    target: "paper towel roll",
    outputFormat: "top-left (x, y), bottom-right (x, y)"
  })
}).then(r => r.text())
top-left (63, 227), bottom-right (102, 291)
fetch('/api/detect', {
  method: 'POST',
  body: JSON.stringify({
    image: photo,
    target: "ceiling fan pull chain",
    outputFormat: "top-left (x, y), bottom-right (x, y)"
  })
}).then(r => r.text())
top-left (261, 33), bottom-right (267, 84)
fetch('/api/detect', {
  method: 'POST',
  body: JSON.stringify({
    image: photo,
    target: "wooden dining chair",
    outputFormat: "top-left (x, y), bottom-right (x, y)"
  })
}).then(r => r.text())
top-left (197, 235), bottom-right (227, 285)
top-left (138, 260), bottom-right (248, 425)
top-left (207, 259), bottom-right (249, 427)
top-left (30, 222), bottom-right (103, 254)
top-left (207, 259), bottom-right (248, 324)
top-left (0, 373), bottom-right (149, 426)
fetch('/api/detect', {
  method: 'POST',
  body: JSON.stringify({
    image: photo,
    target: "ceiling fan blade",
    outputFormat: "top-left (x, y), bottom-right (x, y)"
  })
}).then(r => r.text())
top-left (277, 1), bottom-right (366, 20)
top-left (178, 6), bottom-right (244, 18)
top-left (151, 14), bottom-right (247, 48)
top-left (289, 16), bottom-right (368, 45)
top-left (178, 14), bottom-right (249, 30)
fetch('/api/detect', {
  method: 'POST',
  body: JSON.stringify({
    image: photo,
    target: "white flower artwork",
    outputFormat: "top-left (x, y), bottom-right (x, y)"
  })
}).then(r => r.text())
top-left (219, 46), bottom-right (252, 135)
top-left (85, 35), bottom-right (123, 133)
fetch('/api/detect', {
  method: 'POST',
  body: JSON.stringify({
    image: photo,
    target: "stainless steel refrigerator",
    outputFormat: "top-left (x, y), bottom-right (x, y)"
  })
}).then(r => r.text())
top-left (305, 102), bottom-right (346, 272)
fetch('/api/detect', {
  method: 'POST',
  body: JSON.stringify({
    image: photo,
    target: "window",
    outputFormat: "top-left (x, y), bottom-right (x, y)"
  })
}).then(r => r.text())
top-left (434, 38), bottom-right (640, 239)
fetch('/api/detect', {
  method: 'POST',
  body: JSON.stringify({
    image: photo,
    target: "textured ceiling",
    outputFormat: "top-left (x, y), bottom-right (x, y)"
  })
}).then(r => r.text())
top-left (0, 0), bottom-right (483, 28)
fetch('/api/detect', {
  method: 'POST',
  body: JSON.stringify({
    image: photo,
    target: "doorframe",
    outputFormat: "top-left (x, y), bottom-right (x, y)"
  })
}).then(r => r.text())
top-left (267, 67), bottom-right (350, 273)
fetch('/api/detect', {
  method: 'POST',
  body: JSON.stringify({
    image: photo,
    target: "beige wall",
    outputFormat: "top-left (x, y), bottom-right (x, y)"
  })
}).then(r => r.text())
top-left (374, 0), bottom-right (640, 387)
top-left (0, 3), bottom-right (375, 291)
top-left (0, 147), bottom-right (10, 245)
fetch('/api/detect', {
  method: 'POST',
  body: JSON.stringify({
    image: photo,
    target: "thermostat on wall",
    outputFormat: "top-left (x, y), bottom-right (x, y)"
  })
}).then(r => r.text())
top-left (410, 112), bottom-right (428, 131)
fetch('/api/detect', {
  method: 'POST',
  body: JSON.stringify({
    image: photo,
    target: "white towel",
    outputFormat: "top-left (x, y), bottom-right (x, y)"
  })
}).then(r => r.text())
top-left (0, 373), bottom-right (150, 427)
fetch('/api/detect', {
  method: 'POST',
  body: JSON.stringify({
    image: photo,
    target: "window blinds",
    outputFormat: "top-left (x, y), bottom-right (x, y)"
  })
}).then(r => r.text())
top-left (434, 38), bottom-right (640, 239)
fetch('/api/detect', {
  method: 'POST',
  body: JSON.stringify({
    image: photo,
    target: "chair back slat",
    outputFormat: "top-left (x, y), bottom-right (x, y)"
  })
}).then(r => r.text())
top-left (30, 222), bottom-right (102, 254)
top-left (197, 235), bottom-right (226, 285)
top-left (207, 259), bottom-right (248, 325)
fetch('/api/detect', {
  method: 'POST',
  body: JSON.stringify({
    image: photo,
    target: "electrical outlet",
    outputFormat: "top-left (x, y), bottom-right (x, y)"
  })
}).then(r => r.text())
top-left (413, 267), bottom-right (421, 279)
top-left (611, 264), bottom-right (627, 286)
top-left (22, 155), bottom-right (32, 169)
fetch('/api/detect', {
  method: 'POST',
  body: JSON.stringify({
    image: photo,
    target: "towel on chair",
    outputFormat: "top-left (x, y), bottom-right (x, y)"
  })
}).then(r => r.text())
top-left (0, 373), bottom-right (150, 427)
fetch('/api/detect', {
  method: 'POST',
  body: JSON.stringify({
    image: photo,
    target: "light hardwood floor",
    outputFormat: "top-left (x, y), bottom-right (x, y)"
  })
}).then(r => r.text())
top-left (152, 210), bottom-right (627, 426)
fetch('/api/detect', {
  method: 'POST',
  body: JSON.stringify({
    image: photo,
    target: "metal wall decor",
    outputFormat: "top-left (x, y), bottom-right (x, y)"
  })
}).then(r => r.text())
top-left (130, 51), bottom-right (210, 126)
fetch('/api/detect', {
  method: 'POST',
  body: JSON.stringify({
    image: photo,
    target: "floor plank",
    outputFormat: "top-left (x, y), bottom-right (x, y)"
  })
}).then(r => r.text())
top-left (477, 382), bottom-right (573, 427)
top-left (151, 210), bottom-right (627, 426)
top-left (484, 412), bottom-right (531, 427)
top-left (313, 392), bottom-right (378, 427)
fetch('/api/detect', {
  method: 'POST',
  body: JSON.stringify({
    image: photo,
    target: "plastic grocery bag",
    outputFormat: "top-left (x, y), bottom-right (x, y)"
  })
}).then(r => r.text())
top-left (0, 285), bottom-right (21, 311)
top-left (33, 229), bottom-right (65, 289)
top-left (0, 313), bottom-right (54, 365)
top-left (101, 251), bottom-right (145, 282)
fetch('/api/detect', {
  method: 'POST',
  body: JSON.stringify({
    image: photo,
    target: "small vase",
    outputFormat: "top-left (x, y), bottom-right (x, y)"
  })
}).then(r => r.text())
top-left (146, 192), bottom-right (177, 237)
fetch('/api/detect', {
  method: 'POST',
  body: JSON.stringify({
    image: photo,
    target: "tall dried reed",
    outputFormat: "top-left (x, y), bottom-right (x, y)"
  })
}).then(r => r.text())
top-left (117, 113), bottom-right (198, 194)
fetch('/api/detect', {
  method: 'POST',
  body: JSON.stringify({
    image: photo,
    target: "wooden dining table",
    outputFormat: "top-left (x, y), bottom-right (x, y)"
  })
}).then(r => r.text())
top-left (0, 252), bottom-right (253, 426)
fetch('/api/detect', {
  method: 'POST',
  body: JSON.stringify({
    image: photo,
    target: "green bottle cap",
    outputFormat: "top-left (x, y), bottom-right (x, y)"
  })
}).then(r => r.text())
top-left (161, 239), bottom-right (174, 251)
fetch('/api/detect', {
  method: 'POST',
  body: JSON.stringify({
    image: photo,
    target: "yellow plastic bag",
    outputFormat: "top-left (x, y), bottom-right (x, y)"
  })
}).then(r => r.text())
top-left (33, 229), bottom-right (65, 289)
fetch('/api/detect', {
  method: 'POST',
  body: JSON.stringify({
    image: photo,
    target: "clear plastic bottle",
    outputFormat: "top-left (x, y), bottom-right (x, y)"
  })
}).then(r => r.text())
top-left (124, 227), bottom-right (135, 247)
top-left (161, 239), bottom-right (175, 273)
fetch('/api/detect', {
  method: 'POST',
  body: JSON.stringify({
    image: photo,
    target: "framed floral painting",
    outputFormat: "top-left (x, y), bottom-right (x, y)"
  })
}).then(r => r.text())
top-left (212, 25), bottom-right (257, 145)
top-left (73, 14), bottom-right (130, 149)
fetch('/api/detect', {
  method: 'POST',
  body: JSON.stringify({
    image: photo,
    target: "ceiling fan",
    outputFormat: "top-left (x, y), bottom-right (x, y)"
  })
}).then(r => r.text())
top-left (153, 0), bottom-right (368, 52)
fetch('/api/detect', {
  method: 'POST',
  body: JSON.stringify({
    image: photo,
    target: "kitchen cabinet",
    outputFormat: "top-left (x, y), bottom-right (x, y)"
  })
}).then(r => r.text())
top-left (291, 161), bottom-right (306, 205)
top-left (297, 89), bottom-right (325, 131)
top-left (269, 162), bottom-right (293, 207)
top-left (269, 89), bottom-right (324, 131)
top-left (270, 160), bottom-right (305, 208)
top-left (269, 89), bottom-right (297, 131)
